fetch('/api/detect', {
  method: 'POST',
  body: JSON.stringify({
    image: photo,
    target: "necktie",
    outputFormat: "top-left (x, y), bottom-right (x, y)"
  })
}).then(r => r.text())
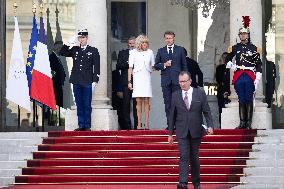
top-left (184, 92), bottom-right (189, 110)
top-left (168, 46), bottom-right (173, 60)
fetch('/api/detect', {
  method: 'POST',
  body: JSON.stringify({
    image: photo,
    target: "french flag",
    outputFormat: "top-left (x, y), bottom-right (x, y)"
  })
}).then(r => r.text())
top-left (30, 16), bottom-right (56, 110)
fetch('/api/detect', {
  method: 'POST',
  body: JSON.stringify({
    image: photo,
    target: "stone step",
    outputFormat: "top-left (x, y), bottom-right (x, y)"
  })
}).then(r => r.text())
top-left (0, 161), bottom-right (26, 169)
top-left (0, 132), bottom-right (47, 138)
top-left (244, 167), bottom-right (284, 176)
top-left (240, 176), bottom-right (284, 184)
top-left (0, 169), bottom-right (21, 177)
top-left (231, 184), bottom-right (284, 189)
top-left (246, 159), bottom-right (284, 167)
top-left (0, 139), bottom-right (43, 147)
top-left (249, 151), bottom-right (284, 159)
top-left (257, 129), bottom-right (284, 136)
top-left (0, 153), bottom-right (33, 161)
top-left (254, 136), bottom-right (281, 144)
top-left (0, 146), bottom-right (37, 153)
top-left (0, 154), bottom-right (8, 161)
top-left (252, 144), bottom-right (284, 151)
top-left (0, 177), bottom-right (14, 186)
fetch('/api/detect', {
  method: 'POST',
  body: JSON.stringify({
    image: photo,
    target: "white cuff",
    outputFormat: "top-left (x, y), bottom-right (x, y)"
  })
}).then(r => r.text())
top-left (226, 61), bottom-right (233, 69)
top-left (256, 72), bottom-right (262, 81)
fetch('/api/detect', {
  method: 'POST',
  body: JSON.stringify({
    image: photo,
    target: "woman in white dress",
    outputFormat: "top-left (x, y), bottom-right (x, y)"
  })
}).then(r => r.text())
top-left (128, 35), bottom-right (155, 130)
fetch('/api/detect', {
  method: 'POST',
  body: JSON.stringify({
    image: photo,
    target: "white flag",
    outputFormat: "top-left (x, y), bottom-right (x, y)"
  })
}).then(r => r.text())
top-left (6, 17), bottom-right (31, 112)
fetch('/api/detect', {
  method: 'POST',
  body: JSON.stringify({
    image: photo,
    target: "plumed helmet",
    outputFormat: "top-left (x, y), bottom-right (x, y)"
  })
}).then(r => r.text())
top-left (239, 16), bottom-right (250, 34)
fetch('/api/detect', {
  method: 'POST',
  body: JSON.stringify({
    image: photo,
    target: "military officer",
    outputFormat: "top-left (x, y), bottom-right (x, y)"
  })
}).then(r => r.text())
top-left (60, 28), bottom-right (100, 131)
top-left (226, 16), bottom-right (262, 129)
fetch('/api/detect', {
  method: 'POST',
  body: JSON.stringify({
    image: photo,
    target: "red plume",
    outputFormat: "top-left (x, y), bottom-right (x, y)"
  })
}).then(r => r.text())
top-left (242, 16), bottom-right (251, 28)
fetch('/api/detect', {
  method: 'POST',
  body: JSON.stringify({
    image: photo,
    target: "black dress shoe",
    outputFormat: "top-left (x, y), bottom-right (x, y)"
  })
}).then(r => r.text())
top-left (194, 184), bottom-right (202, 189)
top-left (74, 128), bottom-right (83, 131)
top-left (83, 128), bottom-right (91, 131)
top-left (177, 183), bottom-right (188, 189)
top-left (165, 127), bottom-right (176, 130)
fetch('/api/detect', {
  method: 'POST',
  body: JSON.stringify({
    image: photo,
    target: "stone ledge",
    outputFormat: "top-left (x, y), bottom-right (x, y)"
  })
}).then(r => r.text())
top-left (221, 104), bottom-right (272, 129)
top-left (231, 184), bottom-right (284, 189)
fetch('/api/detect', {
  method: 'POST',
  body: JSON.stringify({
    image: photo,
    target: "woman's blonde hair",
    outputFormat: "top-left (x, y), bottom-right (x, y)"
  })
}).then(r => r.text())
top-left (135, 35), bottom-right (149, 51)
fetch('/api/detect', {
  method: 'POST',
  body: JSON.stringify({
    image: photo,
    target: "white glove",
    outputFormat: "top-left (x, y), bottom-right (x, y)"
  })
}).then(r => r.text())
top-left (254, 72), bottom-right (262, 90)
top-left (92, 82), bottom-right (97, 92)
top-left (226, 61), bottom-right (233, 69)
top-left (66, 35), bottom-right (78, 47)
top-left (226, 61), bottom-right (237, 71)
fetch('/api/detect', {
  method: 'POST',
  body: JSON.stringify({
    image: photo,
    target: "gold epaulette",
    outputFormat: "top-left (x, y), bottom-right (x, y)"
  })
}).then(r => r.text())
top-left (227, 46), bottom-right (232, 53)
top-left (257, 47), bottom-right (262, 54)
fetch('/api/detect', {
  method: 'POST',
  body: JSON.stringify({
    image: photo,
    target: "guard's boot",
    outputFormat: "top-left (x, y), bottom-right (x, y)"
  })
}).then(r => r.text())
top-left (246, 101), bottom-right (253, 129)
top-left (235, 103), bottom-right (247, 129)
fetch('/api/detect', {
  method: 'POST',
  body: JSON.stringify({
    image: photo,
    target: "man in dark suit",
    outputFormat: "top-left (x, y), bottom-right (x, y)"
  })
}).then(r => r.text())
top-left (116, 37), bottom-right (138, 130)
top-left (112, 67), bottom-right (124, 128)
top-left (49, 41), bottom-right (66, 108)
top-left (155, 31), bottom-right (187, 129)
top-left (265, 60), bottom-right (276, 108)
top-left (184, 48), bottom-right (203, 88)
top-left (168, 71), bottom-right (213, 189)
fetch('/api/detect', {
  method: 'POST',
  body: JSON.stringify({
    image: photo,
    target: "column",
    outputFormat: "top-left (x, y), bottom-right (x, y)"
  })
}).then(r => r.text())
top-left (65, 0), bottom-right (118, 130)
top-left (222, 0), bottom-right (272, 129)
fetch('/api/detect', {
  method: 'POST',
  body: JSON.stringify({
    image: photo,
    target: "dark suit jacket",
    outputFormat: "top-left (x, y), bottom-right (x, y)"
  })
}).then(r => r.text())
top-left (49, 52), bottom-right (66, 107)
top-left (186, 57), bottom-right (203, 88)
top-left (155, 45), bottom-right (187, 87)
top-left (116, 49), bottom-right (130, 86)
top-left (216, 64), bottom-right (231, 96)
top-left (169, 88), bottom-right (213, 139)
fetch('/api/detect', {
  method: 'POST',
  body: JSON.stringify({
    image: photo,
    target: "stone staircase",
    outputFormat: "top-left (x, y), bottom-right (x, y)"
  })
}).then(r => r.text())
top-left (232, 129), bottom-right (284, 189)
top-left (0, 132), bottom-right (47, 188)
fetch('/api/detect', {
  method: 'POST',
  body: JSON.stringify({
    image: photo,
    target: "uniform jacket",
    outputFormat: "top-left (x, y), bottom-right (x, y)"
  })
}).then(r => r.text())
top-left (169, 88), bottom-right (213, 139)
top-left (154, 45), bottom-right (187, 86)
top-left (227, 42), bottom-right (262, 84)
top-left (59, 44), bottom-right (100, 86)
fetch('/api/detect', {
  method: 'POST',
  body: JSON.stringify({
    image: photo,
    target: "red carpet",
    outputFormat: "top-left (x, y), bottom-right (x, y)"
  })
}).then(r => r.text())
top-left (10, 129), bottom-right (256, 188)
top-left (5, 184), bottom-right (236, 189)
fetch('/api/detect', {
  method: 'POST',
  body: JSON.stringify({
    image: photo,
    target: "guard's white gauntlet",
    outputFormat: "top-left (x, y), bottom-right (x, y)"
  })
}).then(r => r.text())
top-left (254, 72), bottom-right (262, 90)
top-left (66, 35), bottom-right (78, 47)
top-left (226, 61), bottom-right (236, 71)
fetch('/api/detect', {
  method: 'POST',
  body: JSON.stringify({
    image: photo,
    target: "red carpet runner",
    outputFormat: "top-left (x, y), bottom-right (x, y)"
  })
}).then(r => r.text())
top-left (10, 129), bottom-right (257, 189)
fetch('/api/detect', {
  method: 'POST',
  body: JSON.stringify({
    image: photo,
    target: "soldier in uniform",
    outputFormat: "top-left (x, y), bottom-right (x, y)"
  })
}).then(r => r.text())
top-left (60, 28), bottom-right (100, 131)
top-left (226, 16), bottom-right (262, 129)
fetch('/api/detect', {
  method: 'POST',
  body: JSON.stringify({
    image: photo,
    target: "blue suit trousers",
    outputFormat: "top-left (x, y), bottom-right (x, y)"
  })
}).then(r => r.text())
top-left (73, 84), bottom-right (92, 129)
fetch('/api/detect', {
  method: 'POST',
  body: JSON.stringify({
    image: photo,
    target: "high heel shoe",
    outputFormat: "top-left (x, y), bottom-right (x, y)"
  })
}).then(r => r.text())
top-left (137, 123), bottom-right (143, 130)
top-left (144, 124), bottom-right (149, 130)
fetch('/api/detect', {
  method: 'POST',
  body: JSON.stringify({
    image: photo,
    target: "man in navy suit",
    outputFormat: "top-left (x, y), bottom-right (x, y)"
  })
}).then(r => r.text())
top-left (155, 31), bottom-right (187, 129)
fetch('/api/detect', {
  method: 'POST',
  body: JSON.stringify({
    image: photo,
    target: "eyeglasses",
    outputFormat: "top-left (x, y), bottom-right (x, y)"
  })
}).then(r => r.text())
top-left (179, 79), bottom-right (189, 83)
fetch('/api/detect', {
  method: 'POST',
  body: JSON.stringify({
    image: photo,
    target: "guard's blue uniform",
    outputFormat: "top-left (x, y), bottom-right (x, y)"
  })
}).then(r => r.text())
top-left (60, 44), bottom-right (100, 130)
top-left (227, 42), bottom-right (262, 129)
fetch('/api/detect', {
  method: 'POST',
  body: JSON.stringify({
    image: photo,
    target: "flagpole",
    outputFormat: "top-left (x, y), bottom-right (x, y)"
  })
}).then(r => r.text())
top-left (32, 2), bottom-right (36, 129)
top-left (33, 101), bottom-right (36, 127)
top-left (13, 2), bottom-right (20, 129)
top-left (42, 105), bottom-right (45, 132)
top-left (39, 1), bottom-right (45, 132)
